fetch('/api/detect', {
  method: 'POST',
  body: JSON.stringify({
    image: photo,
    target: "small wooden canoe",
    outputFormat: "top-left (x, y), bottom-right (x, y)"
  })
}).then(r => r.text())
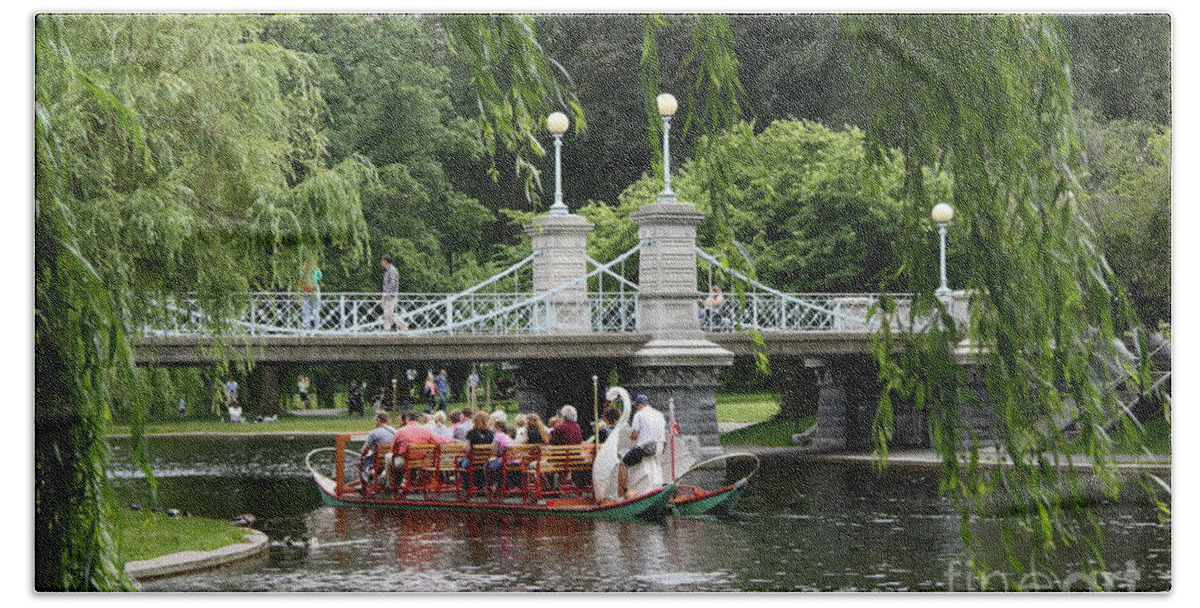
top-left (668, 453), bottom-right (759, 516)
top-left (671, 478), bottom-right (749, 516)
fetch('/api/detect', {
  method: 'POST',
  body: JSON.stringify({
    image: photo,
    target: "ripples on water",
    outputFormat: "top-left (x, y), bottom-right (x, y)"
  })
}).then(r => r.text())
top-left (109, 436), bottom-right (1171, 592)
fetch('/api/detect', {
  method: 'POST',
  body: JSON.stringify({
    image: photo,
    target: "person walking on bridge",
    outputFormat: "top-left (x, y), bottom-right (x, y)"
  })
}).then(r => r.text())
top-left (379, 255), bottom-right (402, 331)
top-left (299, 264), bottom-right (323, 332)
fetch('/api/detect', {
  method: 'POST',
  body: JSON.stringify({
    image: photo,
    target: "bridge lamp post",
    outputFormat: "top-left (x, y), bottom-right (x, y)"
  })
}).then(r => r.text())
top-left (931, 202), bottom-right (954, 298)
top-left (656, 93), bottom-right (678, 202)
top-left (547, 111), bottom-right (570, 215)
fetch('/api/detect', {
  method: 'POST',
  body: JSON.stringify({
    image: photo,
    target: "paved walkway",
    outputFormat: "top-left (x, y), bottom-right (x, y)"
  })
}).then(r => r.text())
top-left (733, 446), bottom-right (1171, 472)
top-left (718, 422), bottom-right (754, 434)
top-left (125, 529), bottom-right (269, 582)
top-left (288, 408), bottom-right (345, 418)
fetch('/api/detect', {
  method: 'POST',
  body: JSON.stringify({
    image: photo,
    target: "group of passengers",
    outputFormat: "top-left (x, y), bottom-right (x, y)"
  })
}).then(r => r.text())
top-left (359, 402), bottom-right (630, 494)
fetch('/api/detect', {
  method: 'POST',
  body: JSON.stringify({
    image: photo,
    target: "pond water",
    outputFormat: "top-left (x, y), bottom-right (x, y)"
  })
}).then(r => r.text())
top-left (109, 436), bottom-right (1170, 592)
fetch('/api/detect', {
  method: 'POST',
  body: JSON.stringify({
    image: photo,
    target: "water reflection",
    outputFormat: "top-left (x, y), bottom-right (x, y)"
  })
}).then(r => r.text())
top-left (109, 437), bottom-right (1170, 592)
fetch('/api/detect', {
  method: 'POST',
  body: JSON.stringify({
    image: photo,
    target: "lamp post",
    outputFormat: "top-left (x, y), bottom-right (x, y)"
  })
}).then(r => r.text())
top-left (547, 111), bottom-right (570, 215)
top-left (931, 202), bottom-right (954, 298)
top-left (656, 93), bottom-right (678, 202)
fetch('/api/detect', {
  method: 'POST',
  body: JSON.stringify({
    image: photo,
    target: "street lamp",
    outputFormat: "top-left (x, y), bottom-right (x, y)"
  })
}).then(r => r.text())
top-left (931, 202), bottom-right (954, 298)
top-left (656, 93), bottom-right (678, 202)
top-left (547, 111), bottom-right (570, 215)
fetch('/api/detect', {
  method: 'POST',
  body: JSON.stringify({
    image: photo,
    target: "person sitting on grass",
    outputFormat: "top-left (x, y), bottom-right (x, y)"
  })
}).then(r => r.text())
top-left (228, 399), bottom-right (244, 424)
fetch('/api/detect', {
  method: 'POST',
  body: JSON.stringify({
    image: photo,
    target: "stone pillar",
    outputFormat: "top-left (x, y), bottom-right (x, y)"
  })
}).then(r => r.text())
top-left (628, 201), bottom-right (733, 456)
top-left (253, 363), bottom-right (281, 416)
top-left (806, 355), bottom-right (930, 451)
top-left (525, 213), bottom-right (594, 333)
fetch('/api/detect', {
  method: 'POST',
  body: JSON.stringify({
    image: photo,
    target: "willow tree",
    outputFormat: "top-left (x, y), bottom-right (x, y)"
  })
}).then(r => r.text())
top-left (847, 15), bottom-right (1157, 582)
top-left (35, 15), bottom-right (370, 590)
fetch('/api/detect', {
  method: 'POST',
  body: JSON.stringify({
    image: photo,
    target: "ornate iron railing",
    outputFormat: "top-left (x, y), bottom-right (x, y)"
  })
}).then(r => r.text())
top-left (695, 247), bottom-right (916, 332)
top-left (143, 245), bottom-right (644, 336)
top-left (143, 290), bottom-right (643, 336)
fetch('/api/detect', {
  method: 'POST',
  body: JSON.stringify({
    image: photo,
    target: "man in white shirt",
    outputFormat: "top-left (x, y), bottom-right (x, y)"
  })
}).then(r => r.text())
top-left (619, 394), bottom-right (666, 497)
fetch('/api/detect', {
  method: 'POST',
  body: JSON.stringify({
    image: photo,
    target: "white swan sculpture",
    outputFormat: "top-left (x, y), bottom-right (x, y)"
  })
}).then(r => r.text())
top-left (591, 386), bottom-right (666, 501)
top-left (592, 386), bottom-right (633, 502)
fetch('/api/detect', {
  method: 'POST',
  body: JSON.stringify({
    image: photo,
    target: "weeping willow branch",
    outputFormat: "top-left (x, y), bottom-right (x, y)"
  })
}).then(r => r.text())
top-left (848, 14), bottom-right (1154, 580)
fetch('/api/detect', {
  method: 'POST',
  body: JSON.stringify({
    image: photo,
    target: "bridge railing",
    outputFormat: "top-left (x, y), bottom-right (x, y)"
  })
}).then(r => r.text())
top-left (144, 290), bottom-right (641, 337)
top-left (694, 247), bottom-right (918, 332)
top-left (698, 292), bottom-right (915, 333)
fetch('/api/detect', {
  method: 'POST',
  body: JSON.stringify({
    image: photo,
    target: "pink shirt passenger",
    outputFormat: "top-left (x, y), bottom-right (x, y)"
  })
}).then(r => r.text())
top-left (392, 421), bottom-right (455, 454)
top-left (493, 430), bottom-right (515, 452)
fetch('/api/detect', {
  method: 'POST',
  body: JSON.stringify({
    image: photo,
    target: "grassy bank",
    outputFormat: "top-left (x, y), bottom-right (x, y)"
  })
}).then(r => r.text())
top-left (117, 509), bottom-right (253, 563)
top-left (1085, 417), bottom-right (1171, 455)
top-left (715, 391), bottom-right (780, 422)
top-left (721, 415), bottom-right (816, 447)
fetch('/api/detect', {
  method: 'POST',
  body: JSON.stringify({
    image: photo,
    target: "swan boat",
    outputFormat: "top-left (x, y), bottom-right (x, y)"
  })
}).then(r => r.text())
top-left (305, 437), bottom-right (675, 521)
top-left (304, 386), bottom-right (757, 520)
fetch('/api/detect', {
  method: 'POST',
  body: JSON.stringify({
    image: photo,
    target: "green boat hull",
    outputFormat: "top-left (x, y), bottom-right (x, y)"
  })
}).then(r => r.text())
top-left (314, 473), bottom-right (675, 521)
top-left (671, 480), bottom-right (748, 516)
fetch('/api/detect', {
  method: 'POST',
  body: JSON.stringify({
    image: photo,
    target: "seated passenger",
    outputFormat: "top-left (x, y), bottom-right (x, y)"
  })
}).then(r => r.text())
top-left (390, 411), bottom-right (457, 470)
top-left (524, 413), bottom-right (550, 445)
top-left (452, 408), bottom-right (476, 441)
top-left (488, 420), bottom-right (516, 472)
top-left (549, 405), bottom-right (583, 445)
top-left (361, 410), bottom-right (396, 483)
top-left (513, 414), bottom-right (529, 444)
top-left (461, 411), bottom-right (496, 491)
top-left (593, 406), bottom-right (622, 444)
top-left (464, 411), bottom-right (495, 446)
top-left (489, 409), bottom-right (508, 430)
top-left (431, 410), bottom-right (453, 439)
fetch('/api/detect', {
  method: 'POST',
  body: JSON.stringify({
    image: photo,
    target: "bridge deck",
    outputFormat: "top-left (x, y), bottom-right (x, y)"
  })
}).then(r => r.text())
top-left (135, 331), bottom-right (884, 365)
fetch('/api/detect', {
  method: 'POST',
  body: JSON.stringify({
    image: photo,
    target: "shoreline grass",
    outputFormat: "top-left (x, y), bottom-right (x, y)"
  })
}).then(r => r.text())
top-left (116, 509), bottom-right (253, 563)
top-left (721, 415), bottom-right (816, 447)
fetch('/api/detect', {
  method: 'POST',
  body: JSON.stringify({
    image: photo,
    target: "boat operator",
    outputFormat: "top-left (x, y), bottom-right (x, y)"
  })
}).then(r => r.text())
top-left (619, 394), bottom-right (666, 499)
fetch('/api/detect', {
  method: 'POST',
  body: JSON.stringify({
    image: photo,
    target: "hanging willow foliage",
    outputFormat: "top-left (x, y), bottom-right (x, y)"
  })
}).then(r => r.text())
top-left (846, 14), bottom-right (1155, 581)
top-left (440, 14), bottom-right (586, 202)
top-left (34, 14), bottom-right (372, 590)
